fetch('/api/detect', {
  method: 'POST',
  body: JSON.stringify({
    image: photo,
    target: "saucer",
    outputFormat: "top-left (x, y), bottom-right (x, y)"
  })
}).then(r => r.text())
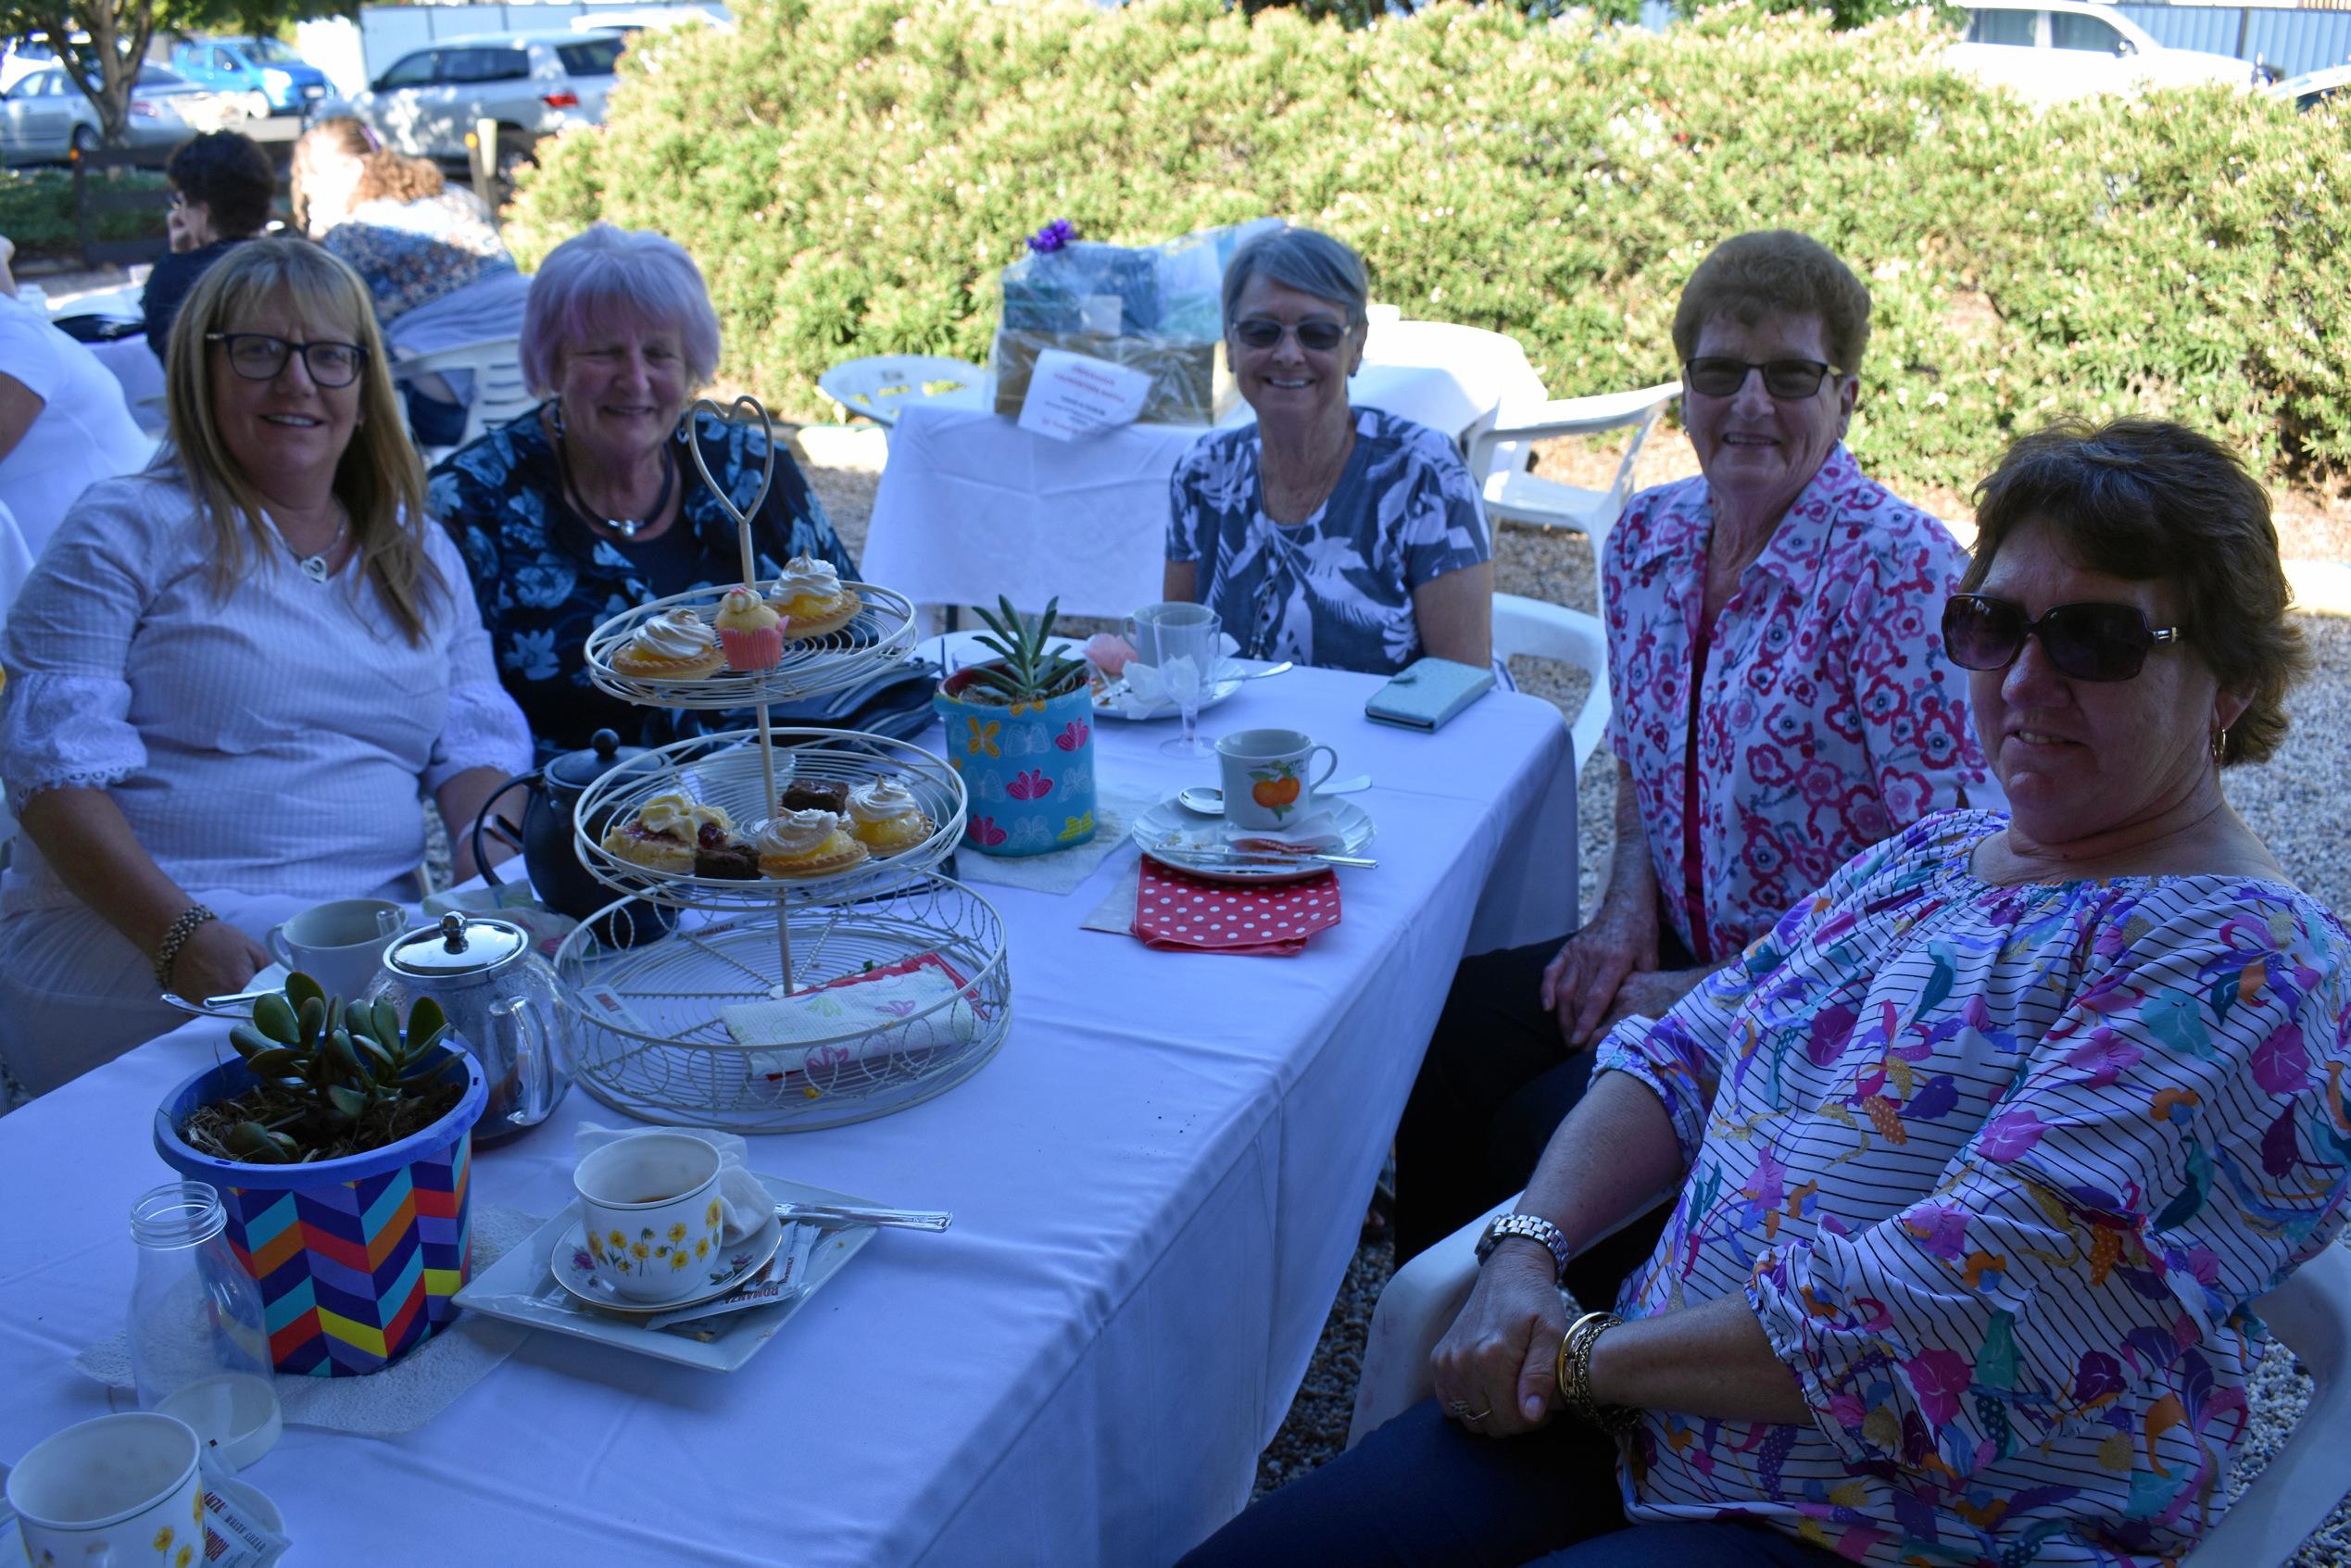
top-left (1132, 795), bottom-right (1377, 884)
top-left (551, 1205), bottom-right (784, 1316)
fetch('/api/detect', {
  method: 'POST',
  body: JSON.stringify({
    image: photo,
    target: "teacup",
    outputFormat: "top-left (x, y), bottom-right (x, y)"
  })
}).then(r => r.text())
top-left (1215, 728), bottom-right (1339, 832)
top-left (572, 1132), bottom-right (726, 1304)
top-left (6, 1411), bottom-right (206, 1568)
top-left (264, 897), bottom-right (405, 998)
top-left (1125, 601), bottom-right (1218, 668)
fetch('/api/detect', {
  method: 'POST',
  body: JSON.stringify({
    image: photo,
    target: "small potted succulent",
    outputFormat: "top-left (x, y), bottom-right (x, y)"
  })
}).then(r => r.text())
top-left (933, 596), bottom-right (1098, 856)
top-left (154, 973), bottom-right (488, 1376)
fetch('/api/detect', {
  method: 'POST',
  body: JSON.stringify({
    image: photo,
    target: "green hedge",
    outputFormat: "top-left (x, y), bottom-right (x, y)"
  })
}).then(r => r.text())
top-left (505, 0), bottom-right (2351, 496)
top-left (0, 169), bottom-right (170, 263)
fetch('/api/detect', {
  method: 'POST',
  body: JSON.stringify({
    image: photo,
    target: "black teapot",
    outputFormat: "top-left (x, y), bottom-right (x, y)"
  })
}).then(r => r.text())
top-left (471, 730), bottom-right (676, 946)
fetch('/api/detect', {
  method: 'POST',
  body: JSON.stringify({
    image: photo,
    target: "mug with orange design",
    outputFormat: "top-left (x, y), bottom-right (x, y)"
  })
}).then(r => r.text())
top-left (572, 1132), bottom-right (725, 1304)
top-left (1214, 728), bottom-right (1339, 832)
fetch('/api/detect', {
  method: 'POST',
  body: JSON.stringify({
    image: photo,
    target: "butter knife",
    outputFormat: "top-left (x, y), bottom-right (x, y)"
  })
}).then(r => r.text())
top-left (773, 1201), bottom-right (951, 1233)
top-left (1159, 846), bottom-right (1377, 870)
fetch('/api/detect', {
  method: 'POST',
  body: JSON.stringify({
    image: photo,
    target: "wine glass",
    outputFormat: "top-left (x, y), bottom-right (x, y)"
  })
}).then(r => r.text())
top-left (1155, 608), bottom-right (1223, 759)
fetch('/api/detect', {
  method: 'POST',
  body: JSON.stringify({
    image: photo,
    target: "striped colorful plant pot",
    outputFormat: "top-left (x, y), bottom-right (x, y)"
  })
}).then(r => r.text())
top-left (934, 664), bottom-right (1098, 857)
top-left (152, 1045), bottom-right (488, 1377)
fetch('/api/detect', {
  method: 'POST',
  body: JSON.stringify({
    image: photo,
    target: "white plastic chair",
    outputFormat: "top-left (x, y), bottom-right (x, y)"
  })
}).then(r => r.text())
top-left (1465, 380), bottom-right (1681, 555)
top-left (817, 355), bottom-right (991, 428)
top-left (393, 336), bottom-right (534, 461)
top-left (1493, 592), bottom-right (1610, 769)
top-left (1349, 1207), bottom-right (2351, 1568)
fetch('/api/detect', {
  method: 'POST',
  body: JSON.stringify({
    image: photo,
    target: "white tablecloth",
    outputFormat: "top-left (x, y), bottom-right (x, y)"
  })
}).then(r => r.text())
top-left (861, 320), bottom-right (1546, 620)
top-left (0, 666), bottom-right (1576, 1567)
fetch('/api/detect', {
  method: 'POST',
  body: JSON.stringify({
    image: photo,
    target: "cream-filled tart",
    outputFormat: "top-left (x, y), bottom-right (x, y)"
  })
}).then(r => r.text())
top-left (767, 557), bottom-right (863, 640)
top-left (602, 792), bottom-right (738, 874)
top-left (755, 808), bottom-right (871, 880)
top-left (610, 606), bottom-right (726, 680)
top-left (846, 776), bottom-right (933, 853)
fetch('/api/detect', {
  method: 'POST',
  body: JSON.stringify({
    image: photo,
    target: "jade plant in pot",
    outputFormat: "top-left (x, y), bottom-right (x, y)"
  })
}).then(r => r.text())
top-left (153, 972), bottom-right (488, 1376)
top-left (933, 596), bottom-right (1098, 856)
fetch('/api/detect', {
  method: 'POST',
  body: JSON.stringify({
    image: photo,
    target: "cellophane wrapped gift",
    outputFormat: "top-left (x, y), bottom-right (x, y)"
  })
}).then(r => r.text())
top-left (993, 219), bottom-right (1285, 426)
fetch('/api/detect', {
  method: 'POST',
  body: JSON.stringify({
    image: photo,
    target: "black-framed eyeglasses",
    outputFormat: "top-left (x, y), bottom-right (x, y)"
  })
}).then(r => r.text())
top-left (1941, 594), bottom-right (2183, 683)
top-left (1681, 357), bottom-right (1842, 400)
top-left (205, 332), bottom-right (368, 389)
top-left (1232, 317), bottom-right (1351, 353)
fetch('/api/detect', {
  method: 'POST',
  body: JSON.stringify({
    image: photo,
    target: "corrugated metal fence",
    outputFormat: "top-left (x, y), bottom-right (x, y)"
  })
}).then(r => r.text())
top-left (1630, 2), bottom-right (2351, 80)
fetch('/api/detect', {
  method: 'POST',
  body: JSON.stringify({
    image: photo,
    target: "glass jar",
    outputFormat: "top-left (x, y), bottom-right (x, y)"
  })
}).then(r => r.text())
top-left (127, 1182), bottom-right (269, 1409)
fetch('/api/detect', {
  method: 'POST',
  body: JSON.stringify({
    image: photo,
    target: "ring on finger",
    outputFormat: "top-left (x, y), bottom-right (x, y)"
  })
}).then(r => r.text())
top-left (1447, 1399), bottom-right (1473, 1416)
top-left (1463, 1405), bottom-right (1493, 1422)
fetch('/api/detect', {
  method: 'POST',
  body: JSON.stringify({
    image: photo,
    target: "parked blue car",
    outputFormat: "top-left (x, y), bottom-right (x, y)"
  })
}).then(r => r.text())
top-left (168, 36), bottom-right (329, 117)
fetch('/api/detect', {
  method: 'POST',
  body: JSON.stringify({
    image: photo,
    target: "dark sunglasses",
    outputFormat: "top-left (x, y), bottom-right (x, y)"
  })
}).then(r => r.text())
top-left (1941, 594), bottom-right (2183, 683)
top-left (1682, 357), bottom-right (1842, 400)
top-left (206, 332), bottom-right (368, 389)
top-left (1233, 317), bottom-right (1350, 353)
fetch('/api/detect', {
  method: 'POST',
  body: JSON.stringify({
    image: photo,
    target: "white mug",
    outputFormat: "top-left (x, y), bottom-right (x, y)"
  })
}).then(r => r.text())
top-left (573, 1133), bottom-right (727, 1304)
top-left (6, 1411), bottom-right (206, 1568)
top-left (1215, 728), bottom-right (1339, 832)
top-left (1125, 601), bottom-right (1218, 668)
top-left (264, 897), bottom-right (404, 999)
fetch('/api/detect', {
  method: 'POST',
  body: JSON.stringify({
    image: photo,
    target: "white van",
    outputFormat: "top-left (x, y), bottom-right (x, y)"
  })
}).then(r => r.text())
top-left (1947, 0), bottom-right (2257, 103)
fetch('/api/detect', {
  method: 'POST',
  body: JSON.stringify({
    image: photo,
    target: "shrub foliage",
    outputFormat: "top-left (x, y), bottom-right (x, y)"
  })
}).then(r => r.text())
top-left (506, 0), bottom-right (2351, 495)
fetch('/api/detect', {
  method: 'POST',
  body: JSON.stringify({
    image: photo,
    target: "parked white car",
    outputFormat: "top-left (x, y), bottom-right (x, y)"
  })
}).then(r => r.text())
top-left (321, 29), bottom-right (624, 176)
top-left (0, 64), bottom-right (242, 166)
top-left (2268, 63), bottom-right (2351, 112)
top-left (1946, 0), bottom-right (2258, 103)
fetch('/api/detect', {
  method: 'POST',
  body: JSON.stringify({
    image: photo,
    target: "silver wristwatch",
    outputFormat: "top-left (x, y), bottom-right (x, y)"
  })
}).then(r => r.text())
top-left (1475, 1212), bottom-right (1573, 1284)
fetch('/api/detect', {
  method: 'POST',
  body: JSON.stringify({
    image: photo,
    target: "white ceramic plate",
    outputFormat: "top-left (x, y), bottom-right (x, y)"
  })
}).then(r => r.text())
top-left (550, 1205), bottom-right (784, 1317)
top-left (1092, 659), bottom-right (1249, 722)
top-left (451, 1173), bottom-right (878, 1372)
top-left (1130, 796), bottom-right (1377, 884)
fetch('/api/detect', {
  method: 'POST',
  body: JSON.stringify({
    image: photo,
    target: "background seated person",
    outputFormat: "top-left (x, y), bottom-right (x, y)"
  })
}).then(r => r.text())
top-left (1394, 229), bottom-right (1987, 1262)
top-left (1186, 417), bottom-right (2346, 1568)
top-left (1165, 226), bottom-right (1491, 675)
top-left (0, 237), bottom-right (153, 561)
top-left (143, 129), bottom-right (275, 364)
top-left (0, 239), bottom-right (531, 1094)
top-left (429, 222), bottom-right (855, 762)
top-left (291, 118), bottom-right (532, 447)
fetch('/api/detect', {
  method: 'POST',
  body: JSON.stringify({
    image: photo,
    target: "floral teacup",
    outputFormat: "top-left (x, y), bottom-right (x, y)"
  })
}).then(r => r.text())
top-left (572, 1133), bottom-right (725, 1305)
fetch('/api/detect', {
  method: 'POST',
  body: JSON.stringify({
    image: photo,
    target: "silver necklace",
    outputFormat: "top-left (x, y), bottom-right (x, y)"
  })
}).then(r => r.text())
top-left (269, 509), bottom-right (349, 583)
top-left (552, 398), bottom-right (677, 540)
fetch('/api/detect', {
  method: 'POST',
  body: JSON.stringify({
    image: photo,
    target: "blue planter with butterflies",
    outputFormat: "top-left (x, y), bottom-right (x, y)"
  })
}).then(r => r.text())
top-left (934, 665), bottom-right (1097, 857)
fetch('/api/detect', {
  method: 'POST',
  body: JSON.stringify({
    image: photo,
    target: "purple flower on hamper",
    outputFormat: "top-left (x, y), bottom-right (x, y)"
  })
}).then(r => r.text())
top-left (1026, 217), bottom-right (1075, 254)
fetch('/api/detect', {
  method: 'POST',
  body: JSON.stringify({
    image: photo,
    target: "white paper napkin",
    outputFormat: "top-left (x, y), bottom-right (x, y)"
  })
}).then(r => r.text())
top-left (1223, 808), bottom-right (1343, 851)
top-left (573, 1123), bottom-right (772, 1243)
top-left (952, 780), bottom-right (1153, 897)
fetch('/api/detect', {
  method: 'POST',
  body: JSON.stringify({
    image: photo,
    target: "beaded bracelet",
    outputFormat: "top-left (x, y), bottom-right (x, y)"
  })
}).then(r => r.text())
top-left (1556, 1310), bottom-right (1640, 1434)
top-left (151, 905), bottom-right (219, 988)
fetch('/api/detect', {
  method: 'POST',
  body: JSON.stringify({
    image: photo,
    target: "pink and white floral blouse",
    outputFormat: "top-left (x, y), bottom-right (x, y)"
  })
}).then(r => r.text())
top-left (1602, 445), bottom-right (1989, 963)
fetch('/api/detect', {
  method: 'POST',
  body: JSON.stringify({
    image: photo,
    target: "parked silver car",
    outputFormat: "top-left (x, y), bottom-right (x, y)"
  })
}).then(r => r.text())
top-left (0, 64), bottom-right (242, 166)
top-left (322, 30), bottom-right (625, 176)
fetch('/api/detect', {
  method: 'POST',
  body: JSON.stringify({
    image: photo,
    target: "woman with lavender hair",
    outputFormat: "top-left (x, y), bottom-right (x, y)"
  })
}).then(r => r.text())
top-left (428, 223), bottom-right (854, 759)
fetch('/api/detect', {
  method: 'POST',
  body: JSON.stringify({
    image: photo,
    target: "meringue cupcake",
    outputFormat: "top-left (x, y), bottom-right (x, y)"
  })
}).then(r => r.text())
top-left (714, 586), bottom-right (786, 671)
top-left (755, 808), bottom-right (871, 880)
top-left (610, 607), bottom-right (726, 680)
top-left (846, 776), bottom-right (933, 853)
top-left (768, 557), bottom-right (863, 640)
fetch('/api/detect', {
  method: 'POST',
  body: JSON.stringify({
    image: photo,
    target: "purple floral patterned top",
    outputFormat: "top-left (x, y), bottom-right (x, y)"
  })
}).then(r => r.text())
top-left (1602, 445), bottom-right (1988, 963)
top-left (1597, 810), bottom-right (2351, 1566)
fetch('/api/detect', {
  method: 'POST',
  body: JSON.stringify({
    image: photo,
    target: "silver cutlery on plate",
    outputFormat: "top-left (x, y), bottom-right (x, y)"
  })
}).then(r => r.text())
top-left (774, 1201), bottom-right (952, 1233)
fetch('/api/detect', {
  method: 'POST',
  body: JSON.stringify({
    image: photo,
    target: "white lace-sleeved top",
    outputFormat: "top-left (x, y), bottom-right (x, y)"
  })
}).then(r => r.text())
top-left (0, 470), bottom-right (534, 915)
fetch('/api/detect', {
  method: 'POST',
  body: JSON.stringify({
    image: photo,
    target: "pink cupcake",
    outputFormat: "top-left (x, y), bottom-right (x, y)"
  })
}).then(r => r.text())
top-left (714, 586), bottom-right (786, 671)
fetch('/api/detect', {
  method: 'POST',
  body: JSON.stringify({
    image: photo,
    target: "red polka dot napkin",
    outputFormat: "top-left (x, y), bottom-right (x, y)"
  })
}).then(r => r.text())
top-left (1132, 859), bottom-right (1342, 955)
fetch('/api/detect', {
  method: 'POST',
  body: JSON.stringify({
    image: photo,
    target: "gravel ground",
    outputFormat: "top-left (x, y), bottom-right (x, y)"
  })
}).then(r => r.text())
top-left (800, 427), bottom-right (2351, 1557)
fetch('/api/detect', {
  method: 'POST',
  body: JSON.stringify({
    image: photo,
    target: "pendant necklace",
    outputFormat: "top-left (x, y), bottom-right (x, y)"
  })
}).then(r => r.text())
top-left (553, 400), bottom-right (676, 540)
top-left (269, 508), bottom-right (349, 583)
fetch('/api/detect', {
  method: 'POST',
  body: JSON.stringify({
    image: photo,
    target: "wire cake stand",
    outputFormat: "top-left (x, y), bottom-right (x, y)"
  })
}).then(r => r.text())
top-left (572, 727), bottom-right (965, 909)
top-left (582, 581), bottom-right (920, 712)
top-left (556, 880), bottom-right (1011, 1131)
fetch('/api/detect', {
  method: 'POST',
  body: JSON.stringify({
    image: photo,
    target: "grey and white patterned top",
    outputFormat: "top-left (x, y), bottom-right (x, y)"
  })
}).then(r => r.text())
top-left (1165, 407), bottom-right (1489, 677)
top-left (0, 469), bottom-right (532, 919)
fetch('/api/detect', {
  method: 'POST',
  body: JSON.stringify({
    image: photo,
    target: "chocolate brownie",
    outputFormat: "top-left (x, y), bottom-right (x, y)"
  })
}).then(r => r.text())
top-left (693, 821), bottom-right (760, 880)
top-left (779, 780), bottom-right (849, 814)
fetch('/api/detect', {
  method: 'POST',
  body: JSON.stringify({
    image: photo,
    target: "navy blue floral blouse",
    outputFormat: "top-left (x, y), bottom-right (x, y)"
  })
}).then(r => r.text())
top-left (429, 405), bottom-right (857, 762)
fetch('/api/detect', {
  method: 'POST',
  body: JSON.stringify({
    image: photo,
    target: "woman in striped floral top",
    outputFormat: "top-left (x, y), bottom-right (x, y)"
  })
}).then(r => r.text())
top-left (1184, 420), bottom-right (2347, 1568)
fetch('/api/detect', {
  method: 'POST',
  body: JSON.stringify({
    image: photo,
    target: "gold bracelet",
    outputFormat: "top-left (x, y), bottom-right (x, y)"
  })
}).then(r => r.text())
top-left (1557, 1311), bottom-right (1639, 1434)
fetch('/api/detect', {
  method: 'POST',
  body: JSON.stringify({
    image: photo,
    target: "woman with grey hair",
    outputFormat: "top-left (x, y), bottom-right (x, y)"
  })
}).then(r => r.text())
top-left (1166, 226), bottom-right (1492, 674)
top-left (428, 222), bottom-right (854, 759)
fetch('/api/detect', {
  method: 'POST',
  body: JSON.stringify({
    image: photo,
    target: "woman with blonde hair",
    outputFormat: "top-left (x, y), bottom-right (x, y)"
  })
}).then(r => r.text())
top-left (290, 117), bottom-right (531, 445)
top-left (0, 237), bottom-right (531, 1096)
